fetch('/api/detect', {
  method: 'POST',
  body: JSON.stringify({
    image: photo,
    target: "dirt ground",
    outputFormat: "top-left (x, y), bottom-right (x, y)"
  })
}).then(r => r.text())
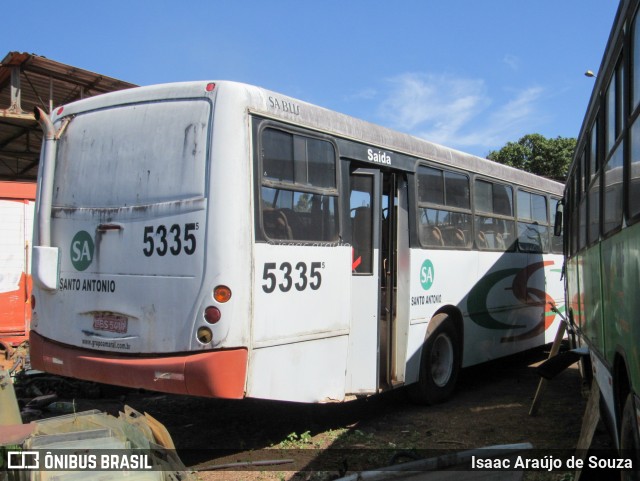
top-left (32, 347), bottom-right (614, 481)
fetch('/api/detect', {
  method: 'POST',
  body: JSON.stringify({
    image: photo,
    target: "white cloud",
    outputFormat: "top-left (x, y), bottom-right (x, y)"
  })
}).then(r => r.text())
top-left (503, 54), bottom-right (520, 71)
top-left (378, 73), bottom-right (489, 132)
top-left (344, 88), bottom-right (378, 102)
top-left (376, 72), bottom-right (545, 153)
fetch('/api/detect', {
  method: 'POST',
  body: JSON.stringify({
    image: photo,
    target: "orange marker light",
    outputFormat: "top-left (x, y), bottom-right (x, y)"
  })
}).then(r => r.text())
top-left (214, 285), bottom-right (232, 303)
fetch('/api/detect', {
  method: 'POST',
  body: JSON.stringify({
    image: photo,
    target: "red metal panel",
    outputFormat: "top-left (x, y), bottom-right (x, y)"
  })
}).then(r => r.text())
top-left (0, 272), bottom-right (31, 344)
top-left (0, 181), bottom-right (36, 200)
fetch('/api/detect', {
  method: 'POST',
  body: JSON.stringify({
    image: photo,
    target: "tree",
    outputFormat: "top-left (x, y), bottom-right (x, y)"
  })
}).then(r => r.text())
top-left (486, 133), bottom-right (575, 181)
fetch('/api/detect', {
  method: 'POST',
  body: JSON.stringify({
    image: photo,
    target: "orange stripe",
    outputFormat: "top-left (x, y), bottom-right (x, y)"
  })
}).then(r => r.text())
top-left (30, 331), bottom-right (248, 398)
top-left (0, 181), bottom-right (36, 200)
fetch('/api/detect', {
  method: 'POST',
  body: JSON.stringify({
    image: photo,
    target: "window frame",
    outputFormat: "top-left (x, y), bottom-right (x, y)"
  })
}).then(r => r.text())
top-left (416, 163), bottom-right (472, 250)
top-left (550, 195), bottom-right (564, 254)
top-left (472, 177), bottom-right (516, 252)
top-left (256, 122), bottom-right (341, 243)
top-left (260, 125), bottom-right (339, 196)
top-left (516, 188), bottom-right (551, 254)
top-left (628, 7), bottom-right (640, 226)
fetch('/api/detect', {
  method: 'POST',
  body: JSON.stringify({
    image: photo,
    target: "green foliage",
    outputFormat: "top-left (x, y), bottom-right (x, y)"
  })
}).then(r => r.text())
top-left (487, 133), bottom-right (576, 181)
top-left (296, 193), bottom-right (312, 212)
top-left (276, 430), bottom-right (315, 448)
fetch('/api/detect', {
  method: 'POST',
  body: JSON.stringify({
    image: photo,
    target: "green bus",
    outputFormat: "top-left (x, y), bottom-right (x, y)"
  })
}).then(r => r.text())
top-left (561, 0), bottom-right (640, 470)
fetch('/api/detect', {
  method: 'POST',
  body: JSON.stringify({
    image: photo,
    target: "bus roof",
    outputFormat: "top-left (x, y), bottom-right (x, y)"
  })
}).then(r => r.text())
top-left (52, 80), bottom-right (564, 196)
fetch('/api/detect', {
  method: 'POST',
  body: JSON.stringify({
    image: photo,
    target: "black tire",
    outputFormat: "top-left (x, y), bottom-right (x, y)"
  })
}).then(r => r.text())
top-left (408, 314), bottom-right (461, 405)
top-left (620, 393), bottom-right (640, 481)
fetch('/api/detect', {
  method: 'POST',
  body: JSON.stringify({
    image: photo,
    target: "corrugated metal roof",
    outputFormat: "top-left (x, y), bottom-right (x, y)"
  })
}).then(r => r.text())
top-left (0, 51), bottom-right (137, 180)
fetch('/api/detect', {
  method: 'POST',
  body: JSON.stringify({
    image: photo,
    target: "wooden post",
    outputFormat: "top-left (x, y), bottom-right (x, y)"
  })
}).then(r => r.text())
top-left (574, 381), bottom-right (601, 481)
top-left (529, 320), bottom-right (567, 416)
top-left (0, 369), bottom-right (21, 425)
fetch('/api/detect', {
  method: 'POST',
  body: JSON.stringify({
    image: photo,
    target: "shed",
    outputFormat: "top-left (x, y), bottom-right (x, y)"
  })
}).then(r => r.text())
top-left (0, 51), bottom-right (137, 181)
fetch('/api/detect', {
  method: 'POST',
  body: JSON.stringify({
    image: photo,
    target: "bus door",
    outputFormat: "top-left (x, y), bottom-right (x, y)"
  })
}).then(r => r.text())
top-left (347, 167), bottom-right (409, 393)
top-left (381, 172), bottom-right (410, 389)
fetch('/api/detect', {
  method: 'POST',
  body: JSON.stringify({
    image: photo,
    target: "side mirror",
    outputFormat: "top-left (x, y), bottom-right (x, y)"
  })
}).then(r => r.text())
top-left (554, 200), bottom-right (564, 237)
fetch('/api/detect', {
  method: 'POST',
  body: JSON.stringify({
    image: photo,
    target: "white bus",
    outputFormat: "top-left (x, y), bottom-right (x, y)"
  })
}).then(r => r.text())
top-left (30, 81), bottom-right (564, 404)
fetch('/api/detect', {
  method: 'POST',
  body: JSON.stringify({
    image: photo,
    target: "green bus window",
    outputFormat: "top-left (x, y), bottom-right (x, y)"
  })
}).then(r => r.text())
top-left (587, 178), bottom-right (600, 244)
top-left (602, 145), bottom-right (624, 234)
top-left (630, 117), bottom-right (640, 220)
top-left (606, 73), bottom-right (617, 154)
top-left (634, 11), bottom-right (640, 111)
top-left (589, 123), bottom-right (599, 181)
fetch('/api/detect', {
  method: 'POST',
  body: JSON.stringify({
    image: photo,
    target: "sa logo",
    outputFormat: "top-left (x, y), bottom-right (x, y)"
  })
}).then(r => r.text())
top-left (70, 231), bottom-right (94, 271)
top-left (420, 259), bottom-right (435, 291)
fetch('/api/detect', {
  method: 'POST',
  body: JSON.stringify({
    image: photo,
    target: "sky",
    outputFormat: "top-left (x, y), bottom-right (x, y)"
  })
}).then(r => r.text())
top-left (5, 1), bottom-right (620, 158)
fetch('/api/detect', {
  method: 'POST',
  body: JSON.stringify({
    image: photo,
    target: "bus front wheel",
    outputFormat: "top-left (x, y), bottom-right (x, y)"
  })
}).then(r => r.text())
top-left (408, 314), bottom-right (461, 405)
top-left (620, 393), bottom-right (640, 481)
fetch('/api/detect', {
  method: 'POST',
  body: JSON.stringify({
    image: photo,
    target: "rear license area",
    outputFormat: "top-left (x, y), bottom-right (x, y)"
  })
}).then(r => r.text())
top-left (93, 313), bottom-right (128, 334)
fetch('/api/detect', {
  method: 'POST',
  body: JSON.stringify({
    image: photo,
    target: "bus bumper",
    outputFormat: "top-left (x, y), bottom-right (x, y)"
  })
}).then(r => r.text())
top-left (29, 331), bottom-right (247, 398)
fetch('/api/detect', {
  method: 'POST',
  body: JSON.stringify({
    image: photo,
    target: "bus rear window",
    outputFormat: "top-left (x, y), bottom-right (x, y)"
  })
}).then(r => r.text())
top-left (53, 100), bottom-right (210, 208)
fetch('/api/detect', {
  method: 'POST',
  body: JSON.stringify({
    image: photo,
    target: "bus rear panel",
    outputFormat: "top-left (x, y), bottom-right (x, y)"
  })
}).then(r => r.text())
top-left (31, 84), bottom-right (248, 397)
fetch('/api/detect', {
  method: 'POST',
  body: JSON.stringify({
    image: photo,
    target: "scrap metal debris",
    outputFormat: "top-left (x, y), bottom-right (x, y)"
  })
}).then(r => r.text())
top-left (2, 402), bottom-right (192, 479)
top-left (0, 340), bottom-right (28, 375)
top-left (1, 367), bottom-right (192, 480)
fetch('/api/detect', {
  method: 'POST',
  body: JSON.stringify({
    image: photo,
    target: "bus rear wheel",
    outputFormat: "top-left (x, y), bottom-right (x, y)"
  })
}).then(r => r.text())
top-left (408, 314), bottom-right (461, 405)
top-left (620, 393), bottom-right (640, 481)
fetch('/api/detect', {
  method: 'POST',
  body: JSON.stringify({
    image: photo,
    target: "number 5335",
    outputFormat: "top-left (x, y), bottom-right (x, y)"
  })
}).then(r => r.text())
top-left (143, 223), bottom-right (198, 257)
top-left (262, 261), bottom-right (324, 293)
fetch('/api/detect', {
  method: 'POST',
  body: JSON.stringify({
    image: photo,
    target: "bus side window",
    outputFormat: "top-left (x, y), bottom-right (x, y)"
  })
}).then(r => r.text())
top-left (516, 190), bottom-right (549, 253)
top-left (259, 127), bottom-right (339, 242)
top-left (474, 179), bottom-right (515, 251)
top-left (417, 166), bottom-right (472, 249)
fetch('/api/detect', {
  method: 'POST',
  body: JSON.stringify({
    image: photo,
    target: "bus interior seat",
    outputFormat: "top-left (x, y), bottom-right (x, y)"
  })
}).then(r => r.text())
top-left (476, 231), bottom-right (489, 249)
top-left (279, 208), bottom-right (305, 240)
top-left (421, 225), bottom-right (444, 246)
top-left (263, 208), bottom-right (293, 240)
top-left (442, 227), bottom-right (466, 247)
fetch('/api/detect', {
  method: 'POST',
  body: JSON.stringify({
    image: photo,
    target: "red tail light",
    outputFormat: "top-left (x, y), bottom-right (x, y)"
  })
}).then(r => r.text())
top-left (204, 306), bottom-right (221, 324)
